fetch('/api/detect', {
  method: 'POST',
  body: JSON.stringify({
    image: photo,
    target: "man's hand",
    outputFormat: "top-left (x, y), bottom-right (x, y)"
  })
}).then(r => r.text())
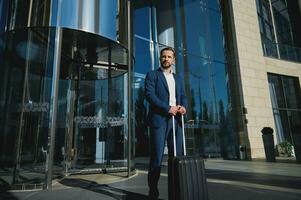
top-left (168, 106), bottom-right (178, 116)
top-left (177, 105), bottom-right (186, 115)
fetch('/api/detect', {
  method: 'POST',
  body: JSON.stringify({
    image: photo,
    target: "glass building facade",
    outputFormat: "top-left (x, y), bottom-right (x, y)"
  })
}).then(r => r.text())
top-left (132, 0), bottom-right (237, 159)
top-left (256, 0), bottom-right (301, 62)
top-left (0, 0), bottom-right (238, 190)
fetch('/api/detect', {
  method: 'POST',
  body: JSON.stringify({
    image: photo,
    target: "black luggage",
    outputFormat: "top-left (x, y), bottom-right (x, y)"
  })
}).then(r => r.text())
top-left (169, 115), bottom-right (208, 200)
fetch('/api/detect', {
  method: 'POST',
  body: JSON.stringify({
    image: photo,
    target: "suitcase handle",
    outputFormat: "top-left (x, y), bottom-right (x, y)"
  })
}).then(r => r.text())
top-left (172, 115), bottom-right (186, 157)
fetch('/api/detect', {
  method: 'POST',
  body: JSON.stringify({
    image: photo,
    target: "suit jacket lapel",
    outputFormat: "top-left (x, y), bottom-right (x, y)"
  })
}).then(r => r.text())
top-left (157, 68), bottom-right (169, 93)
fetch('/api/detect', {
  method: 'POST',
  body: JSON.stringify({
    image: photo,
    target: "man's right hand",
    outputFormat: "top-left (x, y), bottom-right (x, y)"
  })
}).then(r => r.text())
top-left (168, 106), bottom-right (178, 116)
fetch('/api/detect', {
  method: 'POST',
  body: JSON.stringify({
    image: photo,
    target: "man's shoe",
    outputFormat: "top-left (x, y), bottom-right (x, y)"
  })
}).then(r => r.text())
top-left (148, 195), bottom-right (159, 200)
top-left (148, 189), bottom-right (159, 200)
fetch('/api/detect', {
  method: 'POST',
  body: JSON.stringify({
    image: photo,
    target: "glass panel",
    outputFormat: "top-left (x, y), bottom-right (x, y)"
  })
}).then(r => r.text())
top-left (282, 76), bottom-right (301, 109)
top-left (268, 73), bottom-right (301, 161)
top-left (256, 0), bottom-right (301, 62)
top-left (7, 0), bottom-right (30, 29)
top-left (279, 110), bottom-right (292, 142)
top-left (134, 37), bottom-right (151, 74)
top-left (205, 0), bottom-right (220, 11)
top-left (0, 0), bottom-right (9, 33)
top-left (0, 27), bottom-right (55, 188)
top-left (56, 28), bottom-right (129, 172)
top-left (132, 2), bottom-right (152, 157)
top-left (182, 0), bottom-right (225, 63)
top-left (133, 0), bottom-right (235, 159)
top-left (268, 74), bottom-right (286, 108)
top-left (133, 38), bottom-right (151, 156)
top-left (272, 0), bottom-right (293, 45)
top-left (6, 0), bottom-right (51, 30)
top-left (134, 6), bottom-right (150, 39)
top-left (72, 74), bottom-right (127, 168)
top-left (289, 110), bottom-right (301, 137)
top-left (179, 53), bottom-right (235, 158)
top-left (133, 75), bottom-right (149, 156)
top-left (51, 0), bottom-right (124, 43)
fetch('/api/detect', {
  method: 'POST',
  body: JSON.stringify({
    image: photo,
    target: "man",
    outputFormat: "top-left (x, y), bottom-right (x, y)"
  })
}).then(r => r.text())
top-left (145, 47), bottom-right (187, 200)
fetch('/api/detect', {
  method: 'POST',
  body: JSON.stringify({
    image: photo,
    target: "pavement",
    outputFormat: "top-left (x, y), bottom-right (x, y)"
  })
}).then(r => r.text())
top-left (1, 157), bottom-right (301, 200)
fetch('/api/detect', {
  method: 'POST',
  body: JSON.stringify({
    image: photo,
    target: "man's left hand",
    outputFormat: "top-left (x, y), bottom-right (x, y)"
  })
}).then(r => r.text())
top-left (177, 105), bottom-right (186, 115)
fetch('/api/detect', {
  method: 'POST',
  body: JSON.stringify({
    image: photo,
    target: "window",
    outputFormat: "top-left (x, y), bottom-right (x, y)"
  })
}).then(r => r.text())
top-left (268, 73), bottom-right (301, 146)
top-left (256, 0), bottom-right (301, 62)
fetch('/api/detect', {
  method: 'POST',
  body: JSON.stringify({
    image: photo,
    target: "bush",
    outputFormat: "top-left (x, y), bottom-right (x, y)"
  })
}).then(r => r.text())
top-left (277, 140), bottom-right (293, 157)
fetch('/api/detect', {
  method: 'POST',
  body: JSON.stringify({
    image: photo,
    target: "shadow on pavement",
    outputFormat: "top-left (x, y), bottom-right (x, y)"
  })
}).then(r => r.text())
top-left (206, 169), bottom-right (301, 189)
top-left (59, 178), bottom-right (159, 200)
top-left (0, 188), bottom-right (18, 200)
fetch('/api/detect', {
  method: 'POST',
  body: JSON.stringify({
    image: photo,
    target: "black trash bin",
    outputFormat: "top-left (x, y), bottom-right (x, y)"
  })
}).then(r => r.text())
top-left (239, 145), bottom-right (247, 160)
top-left (261, 127), bottom-right (275, 162)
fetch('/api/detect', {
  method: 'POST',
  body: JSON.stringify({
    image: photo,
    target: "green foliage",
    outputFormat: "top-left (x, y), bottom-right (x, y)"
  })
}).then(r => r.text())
top-left (278, 140), bottom-right (293, 157)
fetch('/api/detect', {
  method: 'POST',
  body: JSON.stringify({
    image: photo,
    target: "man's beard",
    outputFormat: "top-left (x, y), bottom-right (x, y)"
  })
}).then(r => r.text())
top-left (161, 62), bottom-right (172, 69)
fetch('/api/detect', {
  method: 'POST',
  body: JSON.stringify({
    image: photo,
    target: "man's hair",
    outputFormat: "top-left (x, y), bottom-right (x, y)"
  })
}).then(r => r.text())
top-left (160, 47), bottom-right (175, 57)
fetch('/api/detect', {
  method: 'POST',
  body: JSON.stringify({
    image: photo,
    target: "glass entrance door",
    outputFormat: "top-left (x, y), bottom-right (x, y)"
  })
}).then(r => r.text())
top-left (70, 66), bottom-right (127, 170)
top-left (55, 28), bottom-right (129, 174)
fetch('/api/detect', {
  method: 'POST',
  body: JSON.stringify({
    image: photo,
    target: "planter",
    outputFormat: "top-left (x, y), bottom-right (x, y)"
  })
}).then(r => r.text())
top-left (261, 127), bottom-right (275, 162)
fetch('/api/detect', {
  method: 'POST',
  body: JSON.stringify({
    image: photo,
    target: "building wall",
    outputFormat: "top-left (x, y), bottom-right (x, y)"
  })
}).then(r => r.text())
top-left (230, 0), bottom-right (301, 158)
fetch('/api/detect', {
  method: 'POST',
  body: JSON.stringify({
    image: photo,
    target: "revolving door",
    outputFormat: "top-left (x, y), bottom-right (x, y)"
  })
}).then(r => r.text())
top-left (0, 27), bottom-right (132, 189)
top-left (57, 28), bottom-right (130, 173)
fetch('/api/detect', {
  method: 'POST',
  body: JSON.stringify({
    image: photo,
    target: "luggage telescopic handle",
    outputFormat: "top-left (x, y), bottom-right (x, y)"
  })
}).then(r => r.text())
top-left (172, 115), bottom-right (186, 157)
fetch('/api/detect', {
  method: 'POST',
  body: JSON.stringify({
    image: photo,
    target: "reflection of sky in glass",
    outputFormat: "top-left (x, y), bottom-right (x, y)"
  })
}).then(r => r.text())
top-left (185, 55), bottom-right (228, 121)
top-left (133, 6), bottom-right (152, 75)
top-left (98, 0), bottom-right (117, 40)
top-left (50, 0), bottom-right (58, 26)
top-left (51, 0), bottom-right (118, 40)
top-left (132, 0), bottom-right (229, 122)
top-left (134, 37), bottom-right (151, 74)
top-left (177, 0), bottom-right (228, 123)
top-left (183, 0), bottom-right (224, 63)
top-left (212, 63), bottom-right (228, 105)
top-left (134, 7), bottom-right (150, 39)
top-left (59, 1), bottom-right (79, 28)
top-left (131, 0), bottom-right (237, 156)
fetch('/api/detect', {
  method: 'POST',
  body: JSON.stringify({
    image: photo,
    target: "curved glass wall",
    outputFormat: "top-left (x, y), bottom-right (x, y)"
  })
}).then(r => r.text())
top-left (133, 0), bottom-right (238, 158)
top-left (0, 0), bottom-right (9, 33)
top-left (0, 0), bottom-right (133, 190)
top-left (57, 28), bottom-right (129, 173)
top-left (0, 27), bottom-right (56, 189)
top-left (4, 0), bottom-right (128, 45)
top-left (0, 27), bottom-right (130, 189)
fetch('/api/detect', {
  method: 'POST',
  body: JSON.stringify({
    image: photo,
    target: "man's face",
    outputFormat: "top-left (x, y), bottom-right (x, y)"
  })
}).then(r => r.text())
top-left (160, 50), bottom-right (175, 69)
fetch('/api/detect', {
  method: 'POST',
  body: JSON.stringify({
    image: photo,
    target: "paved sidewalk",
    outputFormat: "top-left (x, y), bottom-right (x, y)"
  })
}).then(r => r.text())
top-left (1, 158), bottom-right (301, 200)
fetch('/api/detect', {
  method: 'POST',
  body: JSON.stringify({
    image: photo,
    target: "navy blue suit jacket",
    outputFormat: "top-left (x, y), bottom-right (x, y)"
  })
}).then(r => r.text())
top-left (145, 68), bottom-right (188, 128)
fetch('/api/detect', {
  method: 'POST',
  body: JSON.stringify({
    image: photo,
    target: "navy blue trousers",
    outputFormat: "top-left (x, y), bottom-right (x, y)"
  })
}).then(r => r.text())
top-left (148, 117), bottom-right (183, 199)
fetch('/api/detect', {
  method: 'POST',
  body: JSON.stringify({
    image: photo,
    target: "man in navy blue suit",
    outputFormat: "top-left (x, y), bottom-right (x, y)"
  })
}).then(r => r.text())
top-left (145, 47), bottom-right (187, 200)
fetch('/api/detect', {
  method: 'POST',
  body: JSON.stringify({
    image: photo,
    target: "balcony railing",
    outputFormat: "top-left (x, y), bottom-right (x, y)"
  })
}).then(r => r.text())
top-left (262, 38), bottom-right (301, 63)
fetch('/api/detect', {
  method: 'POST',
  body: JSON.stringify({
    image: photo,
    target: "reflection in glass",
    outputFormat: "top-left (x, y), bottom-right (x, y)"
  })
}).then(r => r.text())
top-left (3, 0), bottom-right (128, 45)
top-left (0, 27), bottom-right (55, 188)
top-left (55, 28), bottom-right (129, 172)
top-left (132, 2), bottom-right (152, 157)
top-left (268, 73), bottom-right (301, 161)
top-left (0, 27), bottom-right (130, 189)
top-left (132, 0), bottom-right (236, 158)
top-left (256, 0), bottom-right (301, 62)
